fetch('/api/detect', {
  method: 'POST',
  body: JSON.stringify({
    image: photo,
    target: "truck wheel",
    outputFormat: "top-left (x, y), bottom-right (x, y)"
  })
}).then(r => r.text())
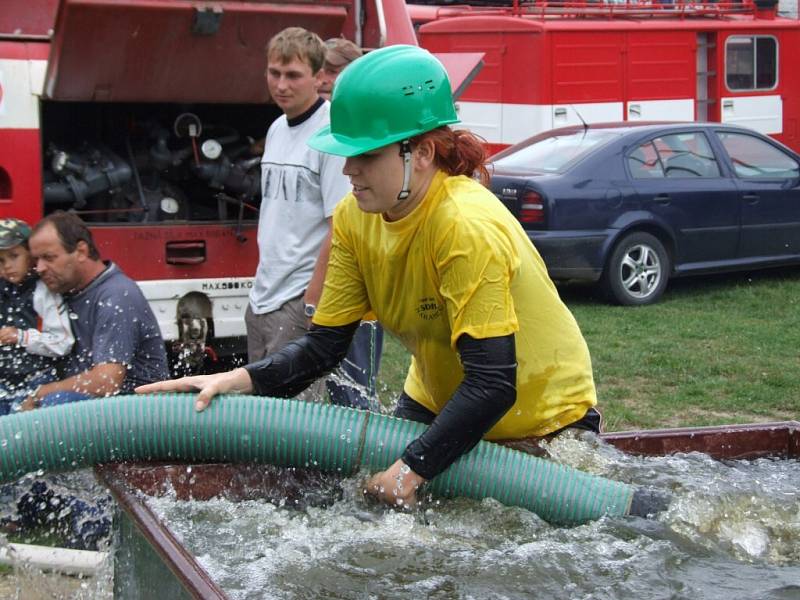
top-left (601, 232), bottom-right (670, 306)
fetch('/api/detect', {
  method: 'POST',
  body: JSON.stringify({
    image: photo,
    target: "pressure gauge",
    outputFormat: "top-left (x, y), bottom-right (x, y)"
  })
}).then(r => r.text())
top-left (201, 139), bottom-right (223, 160)
top-left (174, 112), bottom-right (203, 138)
top-left (160, 196), bottom-right (180, 215)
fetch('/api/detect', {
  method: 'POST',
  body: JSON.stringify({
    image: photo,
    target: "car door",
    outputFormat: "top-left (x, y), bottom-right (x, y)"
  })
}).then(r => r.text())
top-left (715, 130), bottom-right (800, 259)
top-left (627, 130), bottom-right (740, 268)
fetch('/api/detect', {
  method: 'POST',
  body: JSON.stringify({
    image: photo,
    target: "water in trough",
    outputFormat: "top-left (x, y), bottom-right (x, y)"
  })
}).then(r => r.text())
top-left (146, 433), bottom-right (800, 599)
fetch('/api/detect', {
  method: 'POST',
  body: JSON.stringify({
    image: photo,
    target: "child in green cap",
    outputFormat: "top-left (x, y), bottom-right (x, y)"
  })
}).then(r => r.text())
top-left (0, 218), bottom-right (74, 414)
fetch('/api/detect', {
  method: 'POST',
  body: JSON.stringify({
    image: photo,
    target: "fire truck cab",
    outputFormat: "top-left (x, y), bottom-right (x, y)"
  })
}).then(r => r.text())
top-left (412, 0), bottom-right (800, 155)
top-left (0, 0), bottom-right (481, 373)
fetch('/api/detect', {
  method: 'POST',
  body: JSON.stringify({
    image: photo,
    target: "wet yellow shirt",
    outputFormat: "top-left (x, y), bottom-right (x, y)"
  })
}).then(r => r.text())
top-left (314, 170), bottom-right (596, 439)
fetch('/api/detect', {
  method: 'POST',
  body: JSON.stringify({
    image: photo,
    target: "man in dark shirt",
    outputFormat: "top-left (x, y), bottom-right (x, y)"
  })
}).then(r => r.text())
top-left (19, 211), bottom-right (168, 409)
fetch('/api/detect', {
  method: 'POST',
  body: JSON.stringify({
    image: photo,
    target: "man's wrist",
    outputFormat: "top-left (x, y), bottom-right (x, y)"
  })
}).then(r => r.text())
top-left (30, 384), bottom-right (44, 407)
top-left (303, 303), bottom-right (316, 318)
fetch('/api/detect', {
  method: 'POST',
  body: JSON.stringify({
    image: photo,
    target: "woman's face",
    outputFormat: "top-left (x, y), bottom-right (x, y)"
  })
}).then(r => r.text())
top-left (343, 144), bottom-right (403, 215)
top-left (343, 140), bottom-right (435, 221)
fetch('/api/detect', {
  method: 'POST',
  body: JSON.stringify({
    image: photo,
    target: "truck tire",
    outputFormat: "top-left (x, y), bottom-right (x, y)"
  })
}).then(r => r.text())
top-left (601, 232), bottom-right (670, 306)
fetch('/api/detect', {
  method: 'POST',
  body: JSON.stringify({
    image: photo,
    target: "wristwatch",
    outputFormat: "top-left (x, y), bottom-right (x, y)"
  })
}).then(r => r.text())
top-left (303, 303), bottom-right (316, 318)
top-left (30, 384), bottom-right (44, 408)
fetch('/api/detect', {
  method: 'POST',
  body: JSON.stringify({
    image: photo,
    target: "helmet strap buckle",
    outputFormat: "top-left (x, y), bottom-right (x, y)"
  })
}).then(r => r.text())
top-left (397, 140), bottom-right (412, 201)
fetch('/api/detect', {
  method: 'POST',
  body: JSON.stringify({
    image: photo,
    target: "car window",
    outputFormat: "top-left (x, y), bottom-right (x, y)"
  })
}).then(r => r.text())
top-left (628, 132), bottom-right (720, 179)
top-left (492, 130), bottom-right (618, 173)
top-left (718, 132), bottom-right (800, 179)
top-left (627, 142), bottom-right (664, 178)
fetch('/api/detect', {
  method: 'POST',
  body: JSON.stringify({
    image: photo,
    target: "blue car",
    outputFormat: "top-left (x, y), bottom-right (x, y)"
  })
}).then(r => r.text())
top-left (488, 122), bottom-right (800, 305)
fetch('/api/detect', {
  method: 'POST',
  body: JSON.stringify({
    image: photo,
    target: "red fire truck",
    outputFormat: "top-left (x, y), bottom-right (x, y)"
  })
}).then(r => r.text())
top-left (5, 0), bottom-right (797, 370)
top-left (411, 0), bottom-right (800, 155)
top-left (0, 0), bottom-right (483, 371)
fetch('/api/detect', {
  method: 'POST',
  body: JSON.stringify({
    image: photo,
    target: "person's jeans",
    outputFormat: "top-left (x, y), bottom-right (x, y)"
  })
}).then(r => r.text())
top-left (326, 321), bottom-right (384, 411)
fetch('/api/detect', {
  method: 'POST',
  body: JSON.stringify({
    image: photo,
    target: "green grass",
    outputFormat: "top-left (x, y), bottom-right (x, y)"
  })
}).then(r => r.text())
top-left (375, 266), bottom-right (800, 432)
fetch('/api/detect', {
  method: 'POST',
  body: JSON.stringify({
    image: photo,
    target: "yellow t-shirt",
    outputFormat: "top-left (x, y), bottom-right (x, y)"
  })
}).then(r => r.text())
top-left (314, 170), bottom-right (597, 439)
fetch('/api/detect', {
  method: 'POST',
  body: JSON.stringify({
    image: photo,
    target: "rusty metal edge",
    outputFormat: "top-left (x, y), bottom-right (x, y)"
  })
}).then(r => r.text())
top-left (95, 463), bottom-right (228, 600)
top-left (92, 420), bottom-right (799, 598)
top-left (602, 420), bottom-right (800, 459)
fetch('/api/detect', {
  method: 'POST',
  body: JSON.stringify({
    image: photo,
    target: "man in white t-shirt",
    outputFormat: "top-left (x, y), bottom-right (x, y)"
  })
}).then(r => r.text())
top-left (247, 27), bottom-right (380, 408)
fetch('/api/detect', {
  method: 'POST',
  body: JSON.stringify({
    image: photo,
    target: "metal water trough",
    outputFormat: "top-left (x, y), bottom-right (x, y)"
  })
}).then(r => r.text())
top-left (96, 420), bottom-right (800, 600)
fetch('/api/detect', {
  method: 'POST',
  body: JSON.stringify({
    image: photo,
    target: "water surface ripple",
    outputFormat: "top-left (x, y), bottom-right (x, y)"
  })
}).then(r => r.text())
top-left (147, 435), bottom-right (800, 600)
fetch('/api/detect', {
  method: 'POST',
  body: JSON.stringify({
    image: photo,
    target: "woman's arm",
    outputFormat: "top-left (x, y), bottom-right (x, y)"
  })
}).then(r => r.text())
top-left (136, 321), bottom-right (359, 410)
top-left (365, 334), bottom-right (517, 506)
top-left (401, 333), bottom-right (517, 479)
top-left (244, 321), bottom-right (359, 396)
top-left (136, 367), bottom-right (255, 411)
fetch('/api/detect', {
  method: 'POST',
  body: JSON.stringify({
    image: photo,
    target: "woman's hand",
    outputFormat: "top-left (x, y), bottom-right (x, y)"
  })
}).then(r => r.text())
top-left (364, 459), bottom-right (426, 509)
top-left (135, 367), bottom-right (253, 412)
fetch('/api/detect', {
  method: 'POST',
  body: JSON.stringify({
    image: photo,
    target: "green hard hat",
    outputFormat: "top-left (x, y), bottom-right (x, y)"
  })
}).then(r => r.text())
top-left (0, 218), bottom-right (32, 249)
top-left (308, 45), bottom-right (459, 157)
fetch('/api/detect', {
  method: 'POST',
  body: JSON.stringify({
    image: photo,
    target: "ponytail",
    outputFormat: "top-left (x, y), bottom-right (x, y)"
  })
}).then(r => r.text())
top-left (411, 127), bottom-right (490, 186)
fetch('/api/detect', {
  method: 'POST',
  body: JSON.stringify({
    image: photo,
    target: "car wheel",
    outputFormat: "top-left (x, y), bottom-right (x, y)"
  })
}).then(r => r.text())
top-left (601, 232), bottom-right (670, 306)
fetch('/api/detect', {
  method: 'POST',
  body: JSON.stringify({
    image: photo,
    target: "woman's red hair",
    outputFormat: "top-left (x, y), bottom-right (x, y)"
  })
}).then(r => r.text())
top-left (411, 127), bottom-right (489, 186)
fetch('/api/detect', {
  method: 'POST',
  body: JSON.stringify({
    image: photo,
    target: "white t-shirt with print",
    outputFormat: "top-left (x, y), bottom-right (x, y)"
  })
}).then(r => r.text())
top-left (250, 101), bottom-right (350, 314)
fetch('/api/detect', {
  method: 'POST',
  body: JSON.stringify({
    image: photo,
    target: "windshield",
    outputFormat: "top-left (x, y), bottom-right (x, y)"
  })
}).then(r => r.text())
top-left (492, 130), bottom-right (620, 173)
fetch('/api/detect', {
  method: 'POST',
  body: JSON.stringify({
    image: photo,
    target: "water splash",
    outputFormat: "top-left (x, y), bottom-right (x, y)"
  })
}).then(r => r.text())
top-left (0, 469), bottom-right (114, 597)
top-left (145, 438), bottom-right (800, 599)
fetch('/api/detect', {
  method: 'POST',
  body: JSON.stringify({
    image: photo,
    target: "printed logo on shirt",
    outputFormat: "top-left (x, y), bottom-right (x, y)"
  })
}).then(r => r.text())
top-left (416, 297), bottom-right (441, 321)
top-left (262, 164), bottom-right (316, 203)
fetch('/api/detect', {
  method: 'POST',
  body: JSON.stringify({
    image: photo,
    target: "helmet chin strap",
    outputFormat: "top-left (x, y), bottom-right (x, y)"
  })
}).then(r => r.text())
top-left (396, 140), bottom-right (412, 201)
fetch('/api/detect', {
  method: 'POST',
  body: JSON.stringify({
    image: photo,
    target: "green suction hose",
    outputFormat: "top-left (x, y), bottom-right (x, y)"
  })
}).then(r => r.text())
top-left (0, 394), bottom-right (638, 525)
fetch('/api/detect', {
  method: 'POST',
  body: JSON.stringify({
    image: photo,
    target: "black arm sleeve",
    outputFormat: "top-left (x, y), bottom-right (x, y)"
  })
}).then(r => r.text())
top-left (400, 333), bottom-right (517, 480)
top-left (243, 321), bottom-right (360, 397)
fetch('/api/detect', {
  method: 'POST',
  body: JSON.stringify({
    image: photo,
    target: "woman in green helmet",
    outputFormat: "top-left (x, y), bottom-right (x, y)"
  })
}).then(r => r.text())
top-left (138, 45), bottom-right (600, 508)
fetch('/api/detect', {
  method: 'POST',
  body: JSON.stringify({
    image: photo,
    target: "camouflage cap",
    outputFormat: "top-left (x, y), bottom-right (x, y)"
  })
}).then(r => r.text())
top-left (0, 218), bottom-right (32, 249)
top-left (324, 37), bottom-right (362, 68)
